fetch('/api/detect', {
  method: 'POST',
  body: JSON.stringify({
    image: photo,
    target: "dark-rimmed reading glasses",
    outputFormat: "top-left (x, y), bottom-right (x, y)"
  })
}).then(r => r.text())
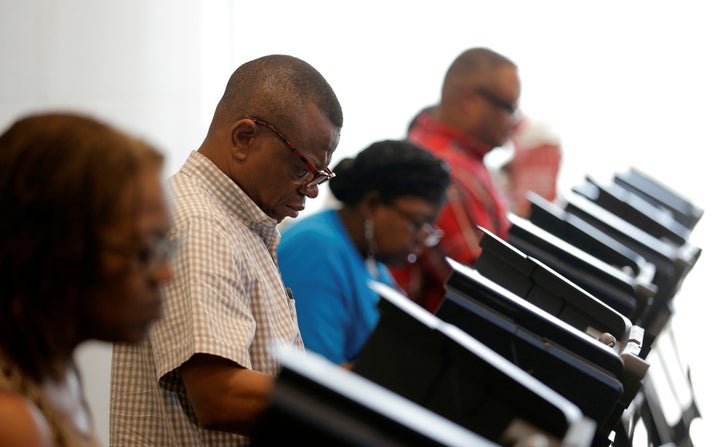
top-left (244, 116), bottom-right (335, 187)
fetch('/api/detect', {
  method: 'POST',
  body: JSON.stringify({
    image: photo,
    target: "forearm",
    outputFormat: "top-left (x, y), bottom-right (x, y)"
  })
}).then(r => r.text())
top-left (180, 353), bottom-right (275, 435)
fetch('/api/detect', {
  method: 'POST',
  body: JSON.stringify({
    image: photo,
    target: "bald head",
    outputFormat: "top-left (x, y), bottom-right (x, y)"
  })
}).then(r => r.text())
top-left (437, 47), bottom-right (520, 148)
top-left (211, 54), bottom-right (343, 133)
top-left (441, 47), bottom-right (517, 101)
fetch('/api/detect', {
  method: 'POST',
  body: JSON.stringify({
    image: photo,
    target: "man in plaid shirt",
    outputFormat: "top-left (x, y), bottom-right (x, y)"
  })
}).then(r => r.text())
top-left (110, 54), bottom-right (343, 446)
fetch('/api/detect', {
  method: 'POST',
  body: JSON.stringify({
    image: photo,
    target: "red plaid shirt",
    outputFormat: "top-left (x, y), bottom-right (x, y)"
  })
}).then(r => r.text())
top-left (390, 111), bottom-right (510, 312)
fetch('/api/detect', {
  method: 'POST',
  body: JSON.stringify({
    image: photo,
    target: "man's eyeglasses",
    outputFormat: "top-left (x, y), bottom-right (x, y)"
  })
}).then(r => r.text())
top-left (390, 205), bottom-right (444, 247)
top-left (474, 86), bottom-right (518, 117)
top-left (243, 116), bottom-right (335, 188)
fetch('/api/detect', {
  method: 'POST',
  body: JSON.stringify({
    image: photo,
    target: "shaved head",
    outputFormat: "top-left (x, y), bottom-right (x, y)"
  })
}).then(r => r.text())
top-left (212, 54), bottom-right (343, 134)
top-left (442, 47), bottom-right (517, 100)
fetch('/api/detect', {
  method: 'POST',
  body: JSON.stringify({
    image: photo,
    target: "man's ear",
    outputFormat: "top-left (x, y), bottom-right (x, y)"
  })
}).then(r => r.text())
top-left (229, 118), bottom-right (257, 161)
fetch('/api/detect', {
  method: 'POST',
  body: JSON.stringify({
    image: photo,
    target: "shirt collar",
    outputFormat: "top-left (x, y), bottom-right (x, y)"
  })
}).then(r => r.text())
top-left (411, 111), bottom-right (493, 159)
top-left (183, 151), bottom-right (278, 231)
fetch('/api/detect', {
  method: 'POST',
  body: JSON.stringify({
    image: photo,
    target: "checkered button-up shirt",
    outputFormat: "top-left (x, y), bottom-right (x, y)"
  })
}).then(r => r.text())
top-left (110, 151), bottom-right (303, 446)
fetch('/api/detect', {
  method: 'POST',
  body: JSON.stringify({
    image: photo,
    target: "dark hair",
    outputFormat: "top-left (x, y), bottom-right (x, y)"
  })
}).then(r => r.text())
top-left (0, 112), bottom-right (164, 380)
top-left (329, 139), bottom-right (451, 206)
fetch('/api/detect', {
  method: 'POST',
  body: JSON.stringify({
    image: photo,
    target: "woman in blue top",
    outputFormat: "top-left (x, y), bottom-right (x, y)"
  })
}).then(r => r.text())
top-left (278, 139), bottom-right (451, 365)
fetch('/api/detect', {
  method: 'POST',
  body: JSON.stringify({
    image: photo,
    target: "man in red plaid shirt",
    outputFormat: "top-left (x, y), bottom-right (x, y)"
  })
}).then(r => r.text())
top-left (390, 47), bottom-right (520, 312)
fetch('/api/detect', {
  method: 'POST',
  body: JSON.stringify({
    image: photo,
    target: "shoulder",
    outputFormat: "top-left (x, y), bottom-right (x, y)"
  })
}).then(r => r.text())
top-left (0, 389), bottom-right (53, 447)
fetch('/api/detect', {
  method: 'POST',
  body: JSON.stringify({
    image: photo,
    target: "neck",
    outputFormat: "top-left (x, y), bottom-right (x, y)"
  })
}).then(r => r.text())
top-left (336, 207), bottom-right (370, 257)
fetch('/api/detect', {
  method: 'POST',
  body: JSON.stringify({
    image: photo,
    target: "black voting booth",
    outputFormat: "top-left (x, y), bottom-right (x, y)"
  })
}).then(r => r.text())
top-left (557, 186), bottom-right (701, 337)
top-left (510, 167), bottom-right (705, 447)
top-left (572, 176), bottom-right (692, 247)
top-left (352, 281), bottom-right (597, 447)
top-left (467, 225), bottom-right (652, 445)
top-left (563, 169), bottom-right (703, 447)
top-left (436, 258), bottom-right (627, 447)
top-left (473, 223), bottom-right (648, 353)
top-left (504, 213), bottom-right (652, 323)
top-left (251, 345), bottom-right (499, 447)
top-left (612, 167), bottom-right (703, 231)
top-left (523, 191), bottom-right (658, 326)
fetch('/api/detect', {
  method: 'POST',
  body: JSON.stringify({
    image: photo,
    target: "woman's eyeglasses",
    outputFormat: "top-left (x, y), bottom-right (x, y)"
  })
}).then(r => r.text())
top-left (105, 234), bottom-right (177, 273)
top-left (243, 116), bottom-right (335, 187)
top-left (390, 205), bottom-right (444, 247)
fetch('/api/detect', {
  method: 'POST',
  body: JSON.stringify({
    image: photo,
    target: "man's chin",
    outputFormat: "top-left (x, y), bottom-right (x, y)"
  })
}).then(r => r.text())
top-left (274, 212), bottom-right (294, 223)
top-left (266, 210), bottom-right (291, 223)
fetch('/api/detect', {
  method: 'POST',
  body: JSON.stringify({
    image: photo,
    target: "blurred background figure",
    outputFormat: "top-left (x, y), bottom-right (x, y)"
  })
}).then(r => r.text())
top-left (390, 47), bottom-right (520, 313)
top-left (493, 114), bottom-right (563, 218)
top-left (278, 139), bottom-right (451, 365)
top-left (0, 112), bottom-right (171, 446)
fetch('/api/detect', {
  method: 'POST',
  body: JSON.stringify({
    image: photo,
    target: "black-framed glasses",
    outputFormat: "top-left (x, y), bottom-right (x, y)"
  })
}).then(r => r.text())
top-left (390, 205), bottom-right (444, 247)
top-left (243, 116), bottom-right (335, 188)
top-left (474, 86), bottom-right (518, 116)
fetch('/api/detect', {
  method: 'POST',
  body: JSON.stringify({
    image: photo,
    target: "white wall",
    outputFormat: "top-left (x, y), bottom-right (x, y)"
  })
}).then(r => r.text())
top-left (1, 1), bottom-right (718, 445)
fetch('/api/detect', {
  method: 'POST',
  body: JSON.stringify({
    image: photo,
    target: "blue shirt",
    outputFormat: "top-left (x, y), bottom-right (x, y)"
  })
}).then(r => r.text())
top-left (278, 209), bottom-right (396, 364)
